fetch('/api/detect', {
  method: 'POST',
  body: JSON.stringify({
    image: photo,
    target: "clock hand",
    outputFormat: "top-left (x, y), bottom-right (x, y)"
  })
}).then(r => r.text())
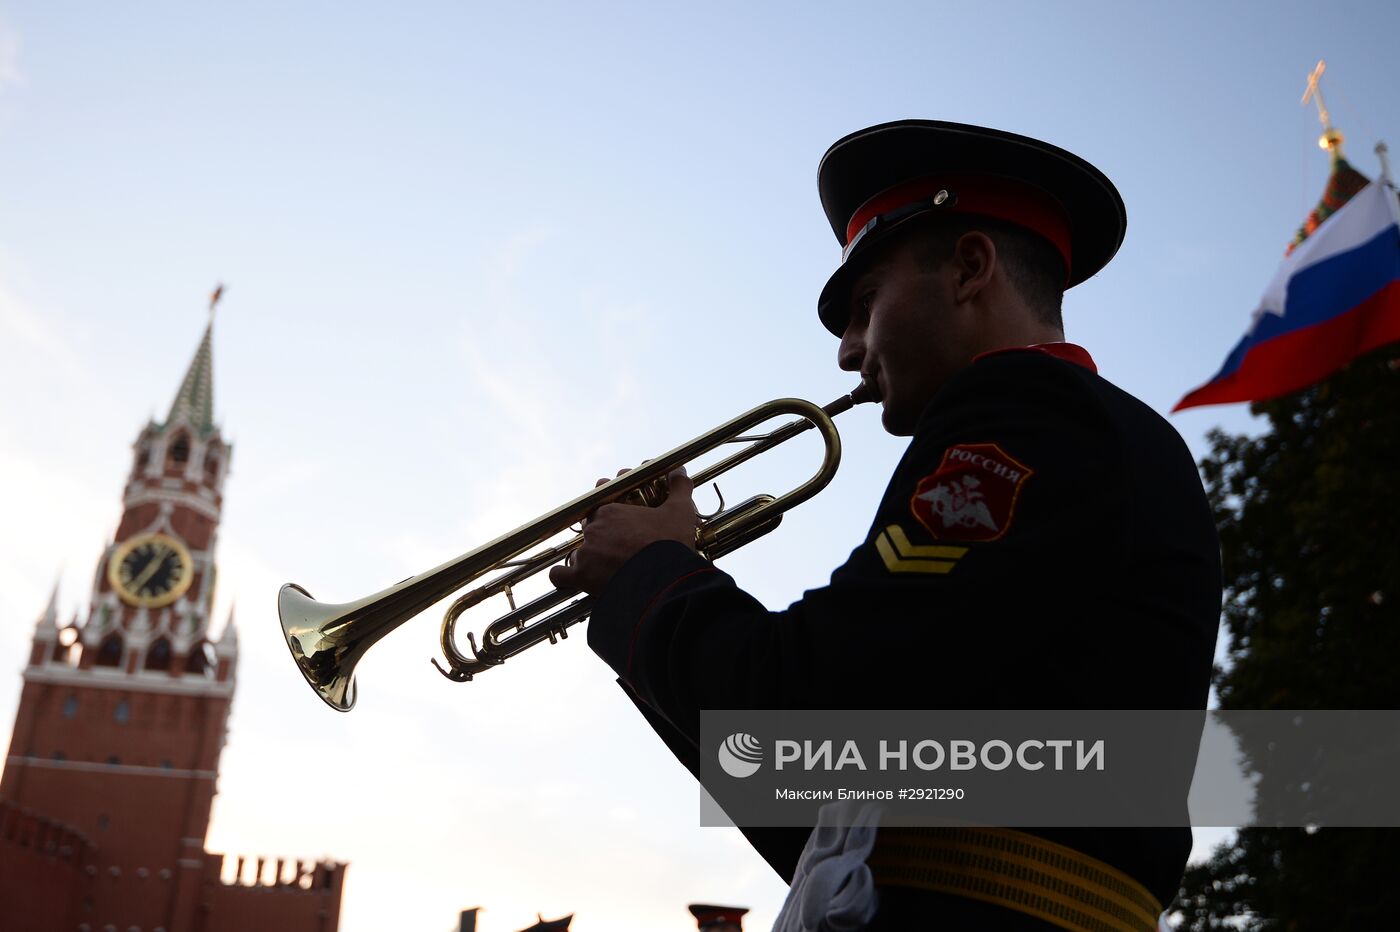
top-left (130, 541), bottom-right (171, 592)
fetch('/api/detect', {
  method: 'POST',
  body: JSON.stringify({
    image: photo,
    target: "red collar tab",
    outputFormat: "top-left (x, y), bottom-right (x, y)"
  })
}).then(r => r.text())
top-left (973, 342), bottom-right (1098, 374)
top-left (843, 173), bottom-right (1073, 277)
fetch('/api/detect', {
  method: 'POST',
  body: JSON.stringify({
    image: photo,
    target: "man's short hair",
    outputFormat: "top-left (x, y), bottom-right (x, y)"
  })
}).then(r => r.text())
top-left (908, 215), bottom-right (1067, 330)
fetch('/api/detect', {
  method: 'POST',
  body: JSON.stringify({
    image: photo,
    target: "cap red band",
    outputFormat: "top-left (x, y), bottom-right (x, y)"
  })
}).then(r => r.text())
top-left (844, 173), bottom-right (1073, 275)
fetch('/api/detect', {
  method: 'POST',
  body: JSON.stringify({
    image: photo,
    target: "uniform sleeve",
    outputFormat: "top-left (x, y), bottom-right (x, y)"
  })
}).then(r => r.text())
top-left (587, 354), bottom-right (1128, 743)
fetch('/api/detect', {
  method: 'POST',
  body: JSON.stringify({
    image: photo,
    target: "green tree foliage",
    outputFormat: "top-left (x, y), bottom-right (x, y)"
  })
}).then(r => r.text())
top-left (1172, 346), bottom-right (1400, 930)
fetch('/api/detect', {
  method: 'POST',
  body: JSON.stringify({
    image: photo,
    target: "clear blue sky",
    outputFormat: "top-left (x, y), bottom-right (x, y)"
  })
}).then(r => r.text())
top-left (1, 3), bottom-right (1396, 930)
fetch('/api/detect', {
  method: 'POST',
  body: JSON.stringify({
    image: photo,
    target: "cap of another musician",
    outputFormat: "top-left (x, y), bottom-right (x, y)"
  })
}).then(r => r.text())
top-left (688, 903), bottom-right (748, 932)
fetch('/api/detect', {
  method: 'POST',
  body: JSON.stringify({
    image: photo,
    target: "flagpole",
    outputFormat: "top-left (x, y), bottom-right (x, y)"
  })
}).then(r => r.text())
top-left (1376, 142), bottom-right (1400, 247)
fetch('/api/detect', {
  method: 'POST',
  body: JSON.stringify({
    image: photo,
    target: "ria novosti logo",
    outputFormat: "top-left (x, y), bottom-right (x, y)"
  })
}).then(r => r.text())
top-left (718, 733), bottom-right (764, 778)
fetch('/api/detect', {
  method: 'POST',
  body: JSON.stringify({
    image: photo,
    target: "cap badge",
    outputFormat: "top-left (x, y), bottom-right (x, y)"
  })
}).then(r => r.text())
top-left (841, 188), bottom-right (958, 263)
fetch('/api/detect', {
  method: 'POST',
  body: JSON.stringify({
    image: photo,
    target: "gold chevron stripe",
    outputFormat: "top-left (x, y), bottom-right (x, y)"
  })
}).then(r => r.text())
top-left (884, 524), bottom-right (969, 560)
top-left (876, 525), bottom-right (966, 574)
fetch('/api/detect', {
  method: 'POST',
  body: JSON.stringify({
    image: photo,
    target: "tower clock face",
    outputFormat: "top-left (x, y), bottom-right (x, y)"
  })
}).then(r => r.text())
top-left (108, 533), bottom-right (195, 608)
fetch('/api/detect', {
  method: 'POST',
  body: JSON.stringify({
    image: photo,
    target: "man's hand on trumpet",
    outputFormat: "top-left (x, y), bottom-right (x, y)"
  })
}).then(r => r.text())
top-left (548, 468), bottom-right (700, 595)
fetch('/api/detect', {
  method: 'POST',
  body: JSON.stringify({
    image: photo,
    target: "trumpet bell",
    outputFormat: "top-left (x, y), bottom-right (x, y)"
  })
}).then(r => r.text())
top-left (279, 583), bottom-right (359, 712)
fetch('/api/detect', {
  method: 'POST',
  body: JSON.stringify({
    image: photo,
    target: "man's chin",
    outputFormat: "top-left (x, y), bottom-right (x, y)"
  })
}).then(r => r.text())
top-left (879, 403), bottom-right (918, 437)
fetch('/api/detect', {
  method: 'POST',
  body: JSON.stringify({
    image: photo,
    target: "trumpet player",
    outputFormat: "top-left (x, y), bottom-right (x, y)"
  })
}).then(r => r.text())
top-left (550, 120), bottom-right (1222, 932)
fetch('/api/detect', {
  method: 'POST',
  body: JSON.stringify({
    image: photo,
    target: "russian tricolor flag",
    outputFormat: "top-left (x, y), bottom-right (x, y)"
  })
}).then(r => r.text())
top-left (1174, 180), bottom-right (1400, 411)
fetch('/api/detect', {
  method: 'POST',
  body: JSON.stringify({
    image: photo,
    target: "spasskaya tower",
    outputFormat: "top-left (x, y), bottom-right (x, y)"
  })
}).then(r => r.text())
top-left (1, 308), bottom-right (345, 932)
top-left (88, 316), bottom-right (230, 674)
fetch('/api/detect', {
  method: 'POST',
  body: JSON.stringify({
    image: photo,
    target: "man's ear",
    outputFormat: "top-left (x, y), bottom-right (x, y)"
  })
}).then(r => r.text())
top-left (951, 231), bottom-right (997, 301)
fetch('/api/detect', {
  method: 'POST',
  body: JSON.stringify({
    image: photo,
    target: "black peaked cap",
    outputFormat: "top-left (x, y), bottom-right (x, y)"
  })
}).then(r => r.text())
top-left (816, 119), bottom-right (1126, 335)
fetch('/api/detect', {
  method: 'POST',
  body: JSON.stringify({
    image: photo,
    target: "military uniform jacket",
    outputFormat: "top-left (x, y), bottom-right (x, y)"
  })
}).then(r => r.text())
top-left (587, 344), bottom-right (1222, 912)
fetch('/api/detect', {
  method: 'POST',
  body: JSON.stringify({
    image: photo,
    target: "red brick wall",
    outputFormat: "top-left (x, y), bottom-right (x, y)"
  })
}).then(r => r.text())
top-left (0, 802), bottom-right (96, 932)
top-left (2, 678), bottom-right (231, 930)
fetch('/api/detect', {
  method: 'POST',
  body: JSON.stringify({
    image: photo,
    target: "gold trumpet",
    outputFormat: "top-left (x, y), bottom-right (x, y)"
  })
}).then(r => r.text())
top-left (279, 385), bottom-right (872, 711)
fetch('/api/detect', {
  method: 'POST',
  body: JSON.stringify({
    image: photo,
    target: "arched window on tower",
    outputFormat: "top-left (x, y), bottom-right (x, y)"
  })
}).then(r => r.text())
top-left (145, 637), bottom-right (172, 672)
top-left (135, 447), bottom-right (150, 475)
top-left (186, 641), bottom-right (213, 676)
top-left (95, 633), bottom-right (124, 668)
top-left (204, 452), bottom-right (220, 485)
top-left (168, 433), bottom-right (190, 469)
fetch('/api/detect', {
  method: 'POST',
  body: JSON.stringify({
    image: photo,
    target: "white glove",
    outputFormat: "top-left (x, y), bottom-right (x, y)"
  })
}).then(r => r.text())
top-left (771, 801), bottom-right (884, 932)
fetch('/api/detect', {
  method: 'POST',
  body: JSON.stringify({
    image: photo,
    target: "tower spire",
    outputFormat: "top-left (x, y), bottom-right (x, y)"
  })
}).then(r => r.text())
top-left (218, 603), bottom-right (239, 655)
top-left (1286, 61), bottom-right (1371, 254)
top-left (36, 578), bottom-right (60, 632)
top-left (1302, 59), bottom-right (1345, 159)
top-left (166, 307), bottom-right (217, 436)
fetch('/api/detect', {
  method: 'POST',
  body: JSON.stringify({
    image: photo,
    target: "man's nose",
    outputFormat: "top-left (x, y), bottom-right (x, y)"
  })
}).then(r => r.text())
top-left (837, 329), bottom-right (863, 373)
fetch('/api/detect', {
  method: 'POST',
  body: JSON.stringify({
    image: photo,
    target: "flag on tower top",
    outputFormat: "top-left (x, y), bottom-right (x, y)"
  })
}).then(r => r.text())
top-left (1174, 63), bottom-right (1400, 412)
top-left (1173, 174), bottom-right (1400, 412)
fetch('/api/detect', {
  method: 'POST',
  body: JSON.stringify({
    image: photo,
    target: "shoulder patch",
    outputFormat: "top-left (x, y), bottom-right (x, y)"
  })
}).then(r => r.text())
top-left (910, 442), bottom-right (1033, 542)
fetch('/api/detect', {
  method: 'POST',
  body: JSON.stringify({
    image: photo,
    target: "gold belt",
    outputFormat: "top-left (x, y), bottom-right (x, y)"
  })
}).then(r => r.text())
top-left (868, 827), bottom-right (1162, 932)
